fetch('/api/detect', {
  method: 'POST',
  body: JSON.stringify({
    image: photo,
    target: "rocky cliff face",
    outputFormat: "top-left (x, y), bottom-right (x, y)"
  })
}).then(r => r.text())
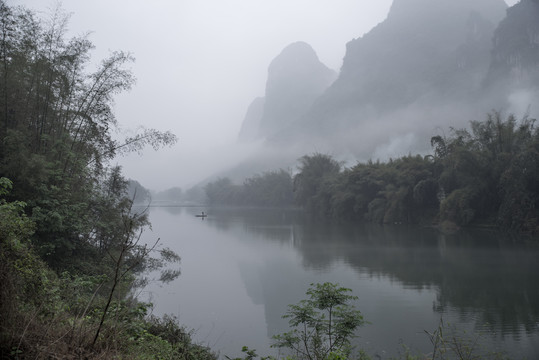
top-left (237, 42), bottom-right (336, 142)
top-left (238, 97), bottom-right (265, 142)
top-left (260, 0), bottom-right (514, 158)
top-left (236, 0), bottom-right (538, 169)
top-left (303, 0), bottom-right (506, 129)
top-left (259, 42), bottom-right (336, 139)
top-left (486, 0), bottom-right (539, 90)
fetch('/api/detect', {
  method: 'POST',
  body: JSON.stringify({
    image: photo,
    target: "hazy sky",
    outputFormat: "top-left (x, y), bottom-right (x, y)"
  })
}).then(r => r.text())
top-left (11, 0), bottom-right (520, 190)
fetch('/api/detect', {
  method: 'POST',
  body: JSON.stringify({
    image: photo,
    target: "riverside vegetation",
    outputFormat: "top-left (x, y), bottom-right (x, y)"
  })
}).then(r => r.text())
top-left (0, 2), bottom-right (215, 358)
top-left (205, 112), bottom-right (539, 235)
top-left (226, 283), bottom-right (510, 360)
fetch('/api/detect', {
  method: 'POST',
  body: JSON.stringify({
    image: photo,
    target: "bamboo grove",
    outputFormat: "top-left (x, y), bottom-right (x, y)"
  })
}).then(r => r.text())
top-left (0, 3), bottom-right (216, 359)
top-left (0, 2), bottom-right (179, 264)
top-left (205, 112), bottom-right (539, 235)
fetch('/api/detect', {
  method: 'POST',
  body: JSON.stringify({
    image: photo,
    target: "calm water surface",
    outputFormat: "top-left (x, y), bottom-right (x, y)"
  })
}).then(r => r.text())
top-left (139, 206), bottom-right (539, 359)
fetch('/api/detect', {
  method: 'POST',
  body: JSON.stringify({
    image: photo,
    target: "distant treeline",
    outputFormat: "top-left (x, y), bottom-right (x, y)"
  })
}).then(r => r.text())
top-left (205, 112), bottom-right (539, 234)
top-left (205, 169), bottom-right (294, 207)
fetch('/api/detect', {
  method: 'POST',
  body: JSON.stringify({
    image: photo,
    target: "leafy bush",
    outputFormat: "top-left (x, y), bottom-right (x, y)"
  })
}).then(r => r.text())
top-left (272, 283), bottom-right (365, 360)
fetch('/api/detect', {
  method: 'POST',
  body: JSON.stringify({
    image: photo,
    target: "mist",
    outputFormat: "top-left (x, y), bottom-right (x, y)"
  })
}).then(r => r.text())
top-left (11, 0), bottom-right (525, 192)
top-left (206, 0), bottom-right (533, 187)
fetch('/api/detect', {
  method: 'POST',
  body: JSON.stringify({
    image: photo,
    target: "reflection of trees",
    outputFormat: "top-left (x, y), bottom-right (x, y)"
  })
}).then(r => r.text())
top-left (295, 222), bottom-right (444, 278)
top-left (204, 207), bottom-right (303, 243)
top-left (431, 235), bottom-right (539, 335)
top-left (214, 209), bottom-right (539, 336)
top-left (153, 205), bottom-right (185, 216)
top-left (296, 223), bottom-right (539, 336)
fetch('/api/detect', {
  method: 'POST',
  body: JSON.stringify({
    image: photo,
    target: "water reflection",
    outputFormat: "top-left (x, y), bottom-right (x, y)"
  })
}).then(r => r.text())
top-left (150, 206), bottom-right (539, 358)
top-left (194, 208), bottom-right (539, 336)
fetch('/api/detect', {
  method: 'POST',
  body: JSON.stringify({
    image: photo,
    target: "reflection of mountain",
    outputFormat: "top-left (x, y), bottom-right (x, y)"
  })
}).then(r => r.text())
top-left (211, 209), bottom-right (539, 338)
top-left (238, 259), bottom-right (308, 342)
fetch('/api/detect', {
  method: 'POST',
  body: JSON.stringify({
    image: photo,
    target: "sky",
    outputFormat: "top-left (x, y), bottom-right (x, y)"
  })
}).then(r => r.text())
top-left (10, 0), bottom-right (520, 190)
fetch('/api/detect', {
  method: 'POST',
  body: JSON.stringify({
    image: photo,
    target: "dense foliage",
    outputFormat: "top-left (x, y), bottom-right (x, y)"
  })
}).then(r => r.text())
top-left (294, 153), bottom-right (438, 225)
top-left (206, 113), bottom-right (539, 234)
top-left (292, 112), bottom-right (539, 233)
top-left (293, 113), bottom-right (539, 233)
top-left (0, 1), bottom-right (177, 266)
top-left (0, 2), bottom-right (216, 358)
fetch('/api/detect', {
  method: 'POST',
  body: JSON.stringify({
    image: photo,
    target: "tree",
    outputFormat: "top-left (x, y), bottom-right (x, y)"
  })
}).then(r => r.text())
top-left (272, 282), bottom-right (365, 360)
top-left (431, 112), bottom-right (538, 229)
top-left (242, 169), bottom-right (294, 207)
top-left (127, 179), bottom-right (151, 205)
top-left (204, 177), bottom-right (239, 205)
top-left (293, 153), bottom-right (341, 215)
top-left (0, 3), bottom-right (193, 357)
top-left (0, 2), bottom-right (177, 268)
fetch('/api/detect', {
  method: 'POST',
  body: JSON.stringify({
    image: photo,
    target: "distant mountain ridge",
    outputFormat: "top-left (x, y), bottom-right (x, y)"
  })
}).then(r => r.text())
top-left (486, 0), bottom-right (539, 91)
top-left (235, 0), bottom-right (539, 171)
top-left (238, 42), bottom-right (336, 142)
top-left (238, 97), bottom-right (265, 142)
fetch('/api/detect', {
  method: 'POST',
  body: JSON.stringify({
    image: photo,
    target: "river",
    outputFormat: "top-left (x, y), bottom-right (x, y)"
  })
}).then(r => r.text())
top-left (139, 206), bottom-right (539, 359)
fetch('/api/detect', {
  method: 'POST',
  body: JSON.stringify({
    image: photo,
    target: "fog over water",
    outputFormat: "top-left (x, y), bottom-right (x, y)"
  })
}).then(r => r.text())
top-left (11, 0), bottom-right (522, 190)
